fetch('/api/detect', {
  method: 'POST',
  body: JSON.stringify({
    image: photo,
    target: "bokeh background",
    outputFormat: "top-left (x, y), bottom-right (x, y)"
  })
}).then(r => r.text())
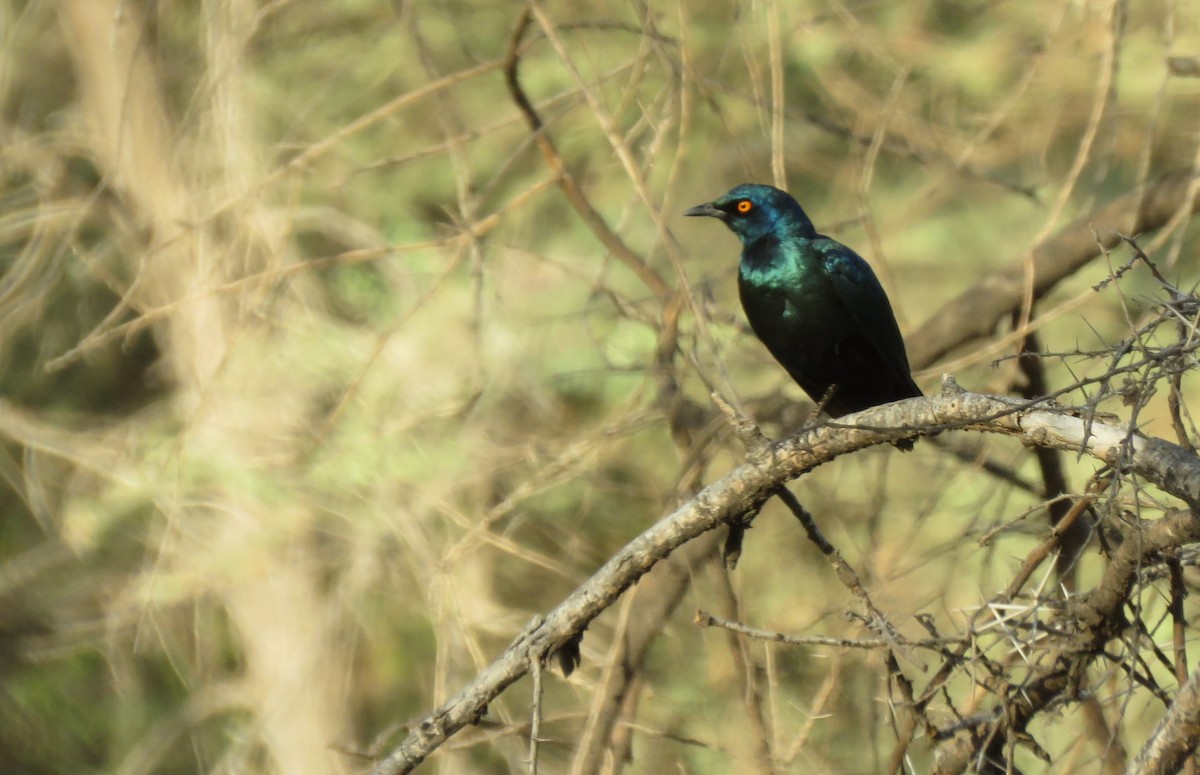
top-left (4, 1), bottom-right (1200, 773)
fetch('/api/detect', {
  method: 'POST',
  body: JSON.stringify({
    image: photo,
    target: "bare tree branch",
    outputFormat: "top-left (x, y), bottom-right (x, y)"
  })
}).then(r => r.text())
top-left (907, 168), bottom-right (1200, 369)
top-left (369, 390), bottom-right (1200, 775)
top-left (932, 509), bottom-right (1200, 774)
top-left (566, 545), bottom-right (697, 775)
top-left (1127, 657), bottom-right (1200, 775)
top-left (503, 7), bottom-right (673, 301)
top-left (1015, 327), bottom-right (1089, 584)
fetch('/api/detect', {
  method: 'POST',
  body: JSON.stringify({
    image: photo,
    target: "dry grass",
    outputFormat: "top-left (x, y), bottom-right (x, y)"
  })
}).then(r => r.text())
top-left (3, 1), bottom-right (1200, 773)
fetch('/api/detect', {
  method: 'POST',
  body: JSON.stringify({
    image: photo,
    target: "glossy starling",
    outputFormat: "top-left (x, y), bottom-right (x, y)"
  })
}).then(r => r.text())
top-left (685, 183), bottom-right (922, 448)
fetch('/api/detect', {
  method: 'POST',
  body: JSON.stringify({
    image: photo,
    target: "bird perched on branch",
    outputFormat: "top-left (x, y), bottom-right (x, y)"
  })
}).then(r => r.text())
top-left (685, 183), bottom-right (922, 449)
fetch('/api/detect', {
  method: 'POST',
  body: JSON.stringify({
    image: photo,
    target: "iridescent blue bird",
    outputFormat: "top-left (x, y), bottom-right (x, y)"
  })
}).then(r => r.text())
top-left (685, 183), bottom-right (922, 449)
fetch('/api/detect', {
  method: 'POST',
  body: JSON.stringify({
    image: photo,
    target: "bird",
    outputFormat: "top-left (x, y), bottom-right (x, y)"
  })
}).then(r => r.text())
top-left (685, 183), bottom-right (922, 449)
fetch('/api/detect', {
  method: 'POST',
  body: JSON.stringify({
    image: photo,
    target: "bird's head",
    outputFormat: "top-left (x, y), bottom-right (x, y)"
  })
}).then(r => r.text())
top-left (684, 183), bottom-right (816, 244)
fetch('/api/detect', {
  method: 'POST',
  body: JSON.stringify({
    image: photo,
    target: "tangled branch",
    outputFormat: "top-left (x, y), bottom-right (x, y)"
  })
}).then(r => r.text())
top-left (370, 388), bottom-right (1200, 775)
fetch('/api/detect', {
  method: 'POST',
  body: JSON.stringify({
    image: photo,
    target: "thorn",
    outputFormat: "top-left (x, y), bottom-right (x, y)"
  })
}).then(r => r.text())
top-left (940, 374), bottom-right (966, 395)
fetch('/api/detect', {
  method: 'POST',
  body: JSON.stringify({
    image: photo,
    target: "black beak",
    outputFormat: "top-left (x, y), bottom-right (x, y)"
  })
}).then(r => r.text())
top-left (683, 202), bottom-right (725, 219)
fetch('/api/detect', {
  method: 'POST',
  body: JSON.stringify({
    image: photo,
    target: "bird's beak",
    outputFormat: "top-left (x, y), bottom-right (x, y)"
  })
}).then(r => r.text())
top-left (683, 202), bottom-right (725, 220)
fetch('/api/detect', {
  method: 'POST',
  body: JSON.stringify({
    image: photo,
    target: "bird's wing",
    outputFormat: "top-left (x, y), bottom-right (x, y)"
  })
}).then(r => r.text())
top-left (813, 237), bottom-right (917, 380)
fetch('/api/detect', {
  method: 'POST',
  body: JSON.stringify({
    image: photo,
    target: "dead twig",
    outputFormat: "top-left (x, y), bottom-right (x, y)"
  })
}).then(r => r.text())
top-left (368, 392), bottom-right (1200, 775)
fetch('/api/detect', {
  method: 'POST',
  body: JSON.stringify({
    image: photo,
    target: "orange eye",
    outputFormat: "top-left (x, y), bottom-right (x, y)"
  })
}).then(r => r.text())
top-left (736, 200), bottom-right (753, 213)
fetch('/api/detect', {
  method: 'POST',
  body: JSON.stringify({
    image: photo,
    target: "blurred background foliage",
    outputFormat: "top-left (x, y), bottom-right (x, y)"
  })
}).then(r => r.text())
top-left (3, 0), bottom-right (1200, 773)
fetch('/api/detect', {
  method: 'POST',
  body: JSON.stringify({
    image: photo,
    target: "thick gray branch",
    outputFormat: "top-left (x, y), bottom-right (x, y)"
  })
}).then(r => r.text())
top-left (1127, 659), bottom-right (1200, 775)
top-left (371, 392), bottom-right (1200, 775)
